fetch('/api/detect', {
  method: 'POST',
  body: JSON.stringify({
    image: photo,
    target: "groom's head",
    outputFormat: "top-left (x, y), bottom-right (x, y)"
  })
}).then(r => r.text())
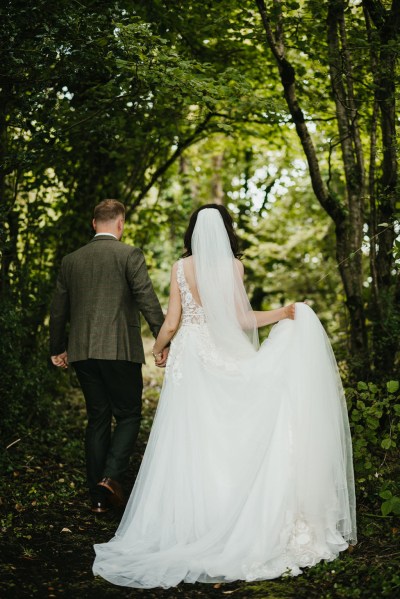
top-left (93, 199), bottom-right (126, 240)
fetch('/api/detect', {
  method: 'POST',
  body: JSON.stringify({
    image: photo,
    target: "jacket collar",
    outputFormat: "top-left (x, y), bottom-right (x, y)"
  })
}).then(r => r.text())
top-left (90, 234), bottom-right (119, 242)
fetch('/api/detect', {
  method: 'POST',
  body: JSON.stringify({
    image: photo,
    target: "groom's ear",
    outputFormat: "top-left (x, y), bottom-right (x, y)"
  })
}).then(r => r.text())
top-left (92, 218), bottom-right (97, 232)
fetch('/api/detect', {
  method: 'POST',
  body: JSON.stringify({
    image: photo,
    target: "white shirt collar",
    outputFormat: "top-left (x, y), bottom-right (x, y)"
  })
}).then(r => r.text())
top-left (94, 232), bottom-right (117, 240)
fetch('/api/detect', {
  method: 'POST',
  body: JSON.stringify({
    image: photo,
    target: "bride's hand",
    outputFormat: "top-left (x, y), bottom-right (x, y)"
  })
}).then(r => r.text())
top-left (283, 303), bottom-right (295, 320)
top-left (152, 346), bottom-right (169, 368)
top-left (156, 347), bottom-right (169, 368)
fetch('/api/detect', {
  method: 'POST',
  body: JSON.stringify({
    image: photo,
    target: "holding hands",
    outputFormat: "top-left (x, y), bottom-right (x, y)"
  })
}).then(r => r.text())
top-left (152, 347), bottom-right (169, 368)
top-left (51, 351), bottom-right (68, 369)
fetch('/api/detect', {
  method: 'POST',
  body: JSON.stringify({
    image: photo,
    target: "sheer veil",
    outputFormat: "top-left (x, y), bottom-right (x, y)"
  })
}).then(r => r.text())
top-left (191, 208), bottom-right (259, 359)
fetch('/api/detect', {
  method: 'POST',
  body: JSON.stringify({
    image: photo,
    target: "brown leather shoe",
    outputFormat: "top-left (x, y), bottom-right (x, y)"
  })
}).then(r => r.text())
top-left (97, 477), bottom-right (126, 507)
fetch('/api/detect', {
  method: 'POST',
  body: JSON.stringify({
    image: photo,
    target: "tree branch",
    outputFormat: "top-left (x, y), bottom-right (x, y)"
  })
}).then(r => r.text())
top-left (327, 0), bottom-right (363, 201)
top-left (125, 112), bottom-right (213, 214)
top-left (338, 13), bottom-right (365, 186)
top-left (255, 0), bottom-right (345, 224)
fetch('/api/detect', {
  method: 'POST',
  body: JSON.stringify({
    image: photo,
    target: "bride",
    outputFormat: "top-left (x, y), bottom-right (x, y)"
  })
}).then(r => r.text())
top-left (93, 204), bottom-right (357, 588)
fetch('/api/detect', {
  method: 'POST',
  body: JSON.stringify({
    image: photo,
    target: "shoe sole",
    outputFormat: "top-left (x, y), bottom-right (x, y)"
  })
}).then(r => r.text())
top-left (90, 506), bottom-right (110, 513)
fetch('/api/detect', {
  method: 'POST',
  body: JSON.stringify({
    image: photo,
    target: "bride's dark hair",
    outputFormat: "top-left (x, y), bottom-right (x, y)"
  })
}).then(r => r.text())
top-left (182, 203), bottom-right (241, 258)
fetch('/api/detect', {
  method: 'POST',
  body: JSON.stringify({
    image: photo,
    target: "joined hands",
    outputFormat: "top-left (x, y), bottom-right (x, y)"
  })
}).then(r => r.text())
top-left (152, 347), bottom-right (169, 368)
top-left (51, 351), bottom-right (68, 369)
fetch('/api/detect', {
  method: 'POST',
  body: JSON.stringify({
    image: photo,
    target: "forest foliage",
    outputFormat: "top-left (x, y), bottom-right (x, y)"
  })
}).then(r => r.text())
top-left (0, 0), bottom-right (399, 525)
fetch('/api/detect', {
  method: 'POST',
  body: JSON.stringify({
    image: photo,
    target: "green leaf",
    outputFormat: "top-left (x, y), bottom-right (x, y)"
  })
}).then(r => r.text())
top-left (379, 490), bottom-right (392, 500)
top-left (367, 417), bottom-right (379, 430)
top-left (381, 438), bottom-right (392, 450)
top-left (387, 380), bottom-right (399, 394)
top-left (381, 496), bottom-right (400, 517)
top-left (381, 500), bottom-right (392, 516)
top-left (96, 37), bottom-right (109, 47)
top-left (357, 381), bottom-right (368, 391)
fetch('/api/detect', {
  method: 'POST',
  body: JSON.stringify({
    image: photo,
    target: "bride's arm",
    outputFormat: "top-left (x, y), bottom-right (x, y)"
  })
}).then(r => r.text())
top-left (253, 305), bottom-right (295, 327)
top-left (152, 262), bottom-right (182, 358)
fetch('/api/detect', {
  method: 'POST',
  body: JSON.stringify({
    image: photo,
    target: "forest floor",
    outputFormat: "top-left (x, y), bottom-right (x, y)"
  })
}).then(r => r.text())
top-left (1, 345), bottom-right (399, 599)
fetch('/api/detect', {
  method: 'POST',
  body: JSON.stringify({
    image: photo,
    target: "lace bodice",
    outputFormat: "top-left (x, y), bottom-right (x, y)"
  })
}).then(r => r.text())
top-left (177, 259), bottom-right (206, 326)
top-left (166, 259), bottom-right (240, 382)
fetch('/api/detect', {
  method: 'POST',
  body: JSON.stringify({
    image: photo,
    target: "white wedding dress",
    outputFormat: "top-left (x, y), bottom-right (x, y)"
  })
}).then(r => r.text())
top-left (93, 212), bottom-right (356, 589)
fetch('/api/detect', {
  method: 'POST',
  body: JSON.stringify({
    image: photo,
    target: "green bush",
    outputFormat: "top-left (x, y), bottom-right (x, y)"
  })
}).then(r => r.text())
top-left (0, 298), bottom-right (60, 444)
top-left (346, 380), bottom-right (400, 516)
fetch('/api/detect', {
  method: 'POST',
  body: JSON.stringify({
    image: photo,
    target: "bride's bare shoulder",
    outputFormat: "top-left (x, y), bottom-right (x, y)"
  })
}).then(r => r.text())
top-left (172, 256), bottom-right (193, 272)
top-left (171, 260), bottom-right (181, 275)
top-left (181, 256), bottom-right (194, 269)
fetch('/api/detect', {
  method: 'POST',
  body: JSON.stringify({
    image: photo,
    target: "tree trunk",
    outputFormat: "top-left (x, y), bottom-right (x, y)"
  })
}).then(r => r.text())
top-left (363, 0), bottom-right (400, 376)
top-left (327, 0), bottom-right (369, 373)
top-left (255, 0), bottom-right (369, 377)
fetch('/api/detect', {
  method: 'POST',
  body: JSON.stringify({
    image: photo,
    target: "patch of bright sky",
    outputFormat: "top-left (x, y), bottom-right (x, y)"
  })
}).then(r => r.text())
top-left (228, 158), bottom-right (308, 211)
top-left (287, 120), bottom-right (316, 134)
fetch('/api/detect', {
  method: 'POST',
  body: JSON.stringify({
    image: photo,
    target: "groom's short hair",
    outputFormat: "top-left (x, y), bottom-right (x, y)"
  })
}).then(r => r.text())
top-left (94, 199), bottom-right (125, 222)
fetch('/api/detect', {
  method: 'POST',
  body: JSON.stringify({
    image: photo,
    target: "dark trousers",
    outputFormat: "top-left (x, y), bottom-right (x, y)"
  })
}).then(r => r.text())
top-left (72, 359), bottom-right (143, 498)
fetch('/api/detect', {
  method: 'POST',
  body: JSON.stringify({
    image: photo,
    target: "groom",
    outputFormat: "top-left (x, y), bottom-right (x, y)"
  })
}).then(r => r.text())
top-left (50, 199), bottom-right (167, 513)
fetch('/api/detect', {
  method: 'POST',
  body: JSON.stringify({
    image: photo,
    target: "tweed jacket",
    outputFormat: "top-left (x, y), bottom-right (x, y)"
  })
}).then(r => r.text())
top-left (49, 235), bottom-right (164, 364)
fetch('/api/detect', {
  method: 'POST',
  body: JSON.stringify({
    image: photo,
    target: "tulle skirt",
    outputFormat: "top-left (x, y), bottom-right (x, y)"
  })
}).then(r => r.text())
top-left (93, 303), bottom-right (356, 588)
